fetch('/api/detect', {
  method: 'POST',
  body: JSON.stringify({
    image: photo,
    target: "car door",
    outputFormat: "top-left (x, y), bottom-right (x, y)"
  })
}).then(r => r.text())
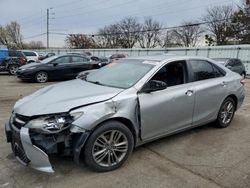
top-left (138, 60), bottom-right (195, 141)
top-left (48, 56), bottom-right (72, 79)
top-left (188, 59), bottom-right (227, 125)
top-left (69, 56), bottom-right (92, 78)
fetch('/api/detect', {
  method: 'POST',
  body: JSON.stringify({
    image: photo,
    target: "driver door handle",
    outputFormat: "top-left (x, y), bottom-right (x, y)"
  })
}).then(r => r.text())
top-left (185, 90), bottom-right (194, 96)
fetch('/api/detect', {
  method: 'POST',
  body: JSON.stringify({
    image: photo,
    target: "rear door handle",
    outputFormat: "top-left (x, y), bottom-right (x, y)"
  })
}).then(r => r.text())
top-left (185, 90), bottom-right (194, 96)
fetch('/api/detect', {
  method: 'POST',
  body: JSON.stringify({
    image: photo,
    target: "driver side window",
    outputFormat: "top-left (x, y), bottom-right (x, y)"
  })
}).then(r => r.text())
top-left (151, 61), bottom-right (186, 87)
top-left (53, 56), bottom-right (71, 64)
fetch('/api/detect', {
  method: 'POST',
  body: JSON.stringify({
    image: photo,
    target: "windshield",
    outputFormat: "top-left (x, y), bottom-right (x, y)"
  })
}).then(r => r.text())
top-left (40, 55), bottom-right (58, 63)
top-left (86, 59), bottom-right (156, 89)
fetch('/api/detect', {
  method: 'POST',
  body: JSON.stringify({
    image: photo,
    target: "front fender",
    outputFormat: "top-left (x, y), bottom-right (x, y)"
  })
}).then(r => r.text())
top-left (70, 95), bottom-right (140, 139)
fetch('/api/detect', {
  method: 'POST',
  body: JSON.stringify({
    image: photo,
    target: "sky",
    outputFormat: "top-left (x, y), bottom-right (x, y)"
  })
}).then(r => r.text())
top-left (0, 0), bottom-right (242, 47)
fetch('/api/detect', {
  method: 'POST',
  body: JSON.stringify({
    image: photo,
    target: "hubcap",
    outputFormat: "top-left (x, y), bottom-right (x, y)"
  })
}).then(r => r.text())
top-left (92, 130), bottom-right (128, 167)
top-left (10, 66), bottom-right (18, 74)
top-left (36, 72), bottom-right (47, 83)
top-left (221, 101), bottom-right (234, 124)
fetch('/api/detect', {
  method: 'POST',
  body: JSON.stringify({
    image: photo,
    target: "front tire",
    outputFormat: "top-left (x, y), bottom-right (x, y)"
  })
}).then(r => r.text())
top-left (35, 71), bottom-right (48, 83)
top-left (8, 65), bottom-right (18, 75)
top-left (84, 121), bottom-right (134, 172)
top-left (215, 97), bottom-right (236, 128)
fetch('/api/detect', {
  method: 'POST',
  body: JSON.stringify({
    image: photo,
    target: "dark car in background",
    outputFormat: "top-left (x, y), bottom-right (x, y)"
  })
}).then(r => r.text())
top-left (109, 53), bottom-right (128, 63)
top-left (38, 52), bottom-right (56, 61)
top-left (16, 54), bottom-right (103, 83)
top-left (213, 58), bottom-right (246, 78)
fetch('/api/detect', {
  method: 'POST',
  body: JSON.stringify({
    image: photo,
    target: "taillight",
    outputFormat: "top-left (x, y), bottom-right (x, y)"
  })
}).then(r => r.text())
top-left (240, 79), bottom-right (246, 85)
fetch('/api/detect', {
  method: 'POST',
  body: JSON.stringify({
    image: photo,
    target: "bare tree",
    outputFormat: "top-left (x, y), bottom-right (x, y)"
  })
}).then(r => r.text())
top-left (232, 0), bottom-right (250, 43)
top-left (138, 17), bottom-right (162, 48)
top-left (96, 24), bottom-right (122, 48)
top-left (5, 21), bottom-right (23, 48)
top-left (117, 17), bottom-right (141, 48)
top-left (24, 41), bottom-right (45, 49)
top-left (202, 5), bottom-right (234, 45)
top-left (65, 34), bottom-right (96, 48)
top-left (170, 21), bottom-right (204, 47)
top-left (0, 26), bottom-right (8, 46)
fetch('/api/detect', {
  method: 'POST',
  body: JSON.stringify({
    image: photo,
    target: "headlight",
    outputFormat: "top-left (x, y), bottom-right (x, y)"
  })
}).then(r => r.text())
top-left (25, 112), bottom-right (83, 133)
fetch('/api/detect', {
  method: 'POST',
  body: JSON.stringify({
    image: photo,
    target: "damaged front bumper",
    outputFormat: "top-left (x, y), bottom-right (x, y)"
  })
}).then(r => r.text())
top-left (5, 120), bottom-right (89, 173)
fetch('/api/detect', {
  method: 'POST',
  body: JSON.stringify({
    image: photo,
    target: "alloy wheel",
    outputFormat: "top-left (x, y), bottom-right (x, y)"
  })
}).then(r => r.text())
top-left (92, 130), bottom-right (128, 167)
top-left (9, 65), bottom-right (18, 75)
top-left (220, 101), bottom-right (234, 124)
top-left (36, 72), bottom-right (48, 83)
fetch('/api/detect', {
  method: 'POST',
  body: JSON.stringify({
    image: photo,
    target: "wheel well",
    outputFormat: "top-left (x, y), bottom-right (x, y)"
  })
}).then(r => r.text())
top-left (227, 94), bottom-right (238, 109)
top-left (77, 117), bottom-right (138, 163)
top-left (93, 117), bottom-right (137, 146)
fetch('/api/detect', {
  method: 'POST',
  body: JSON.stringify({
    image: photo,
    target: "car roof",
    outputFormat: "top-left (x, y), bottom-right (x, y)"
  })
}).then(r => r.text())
top-left (127, 54), bottom-right (211, 62)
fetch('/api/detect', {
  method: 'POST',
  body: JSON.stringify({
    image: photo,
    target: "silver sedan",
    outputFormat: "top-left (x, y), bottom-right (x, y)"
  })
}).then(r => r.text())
top-left (5, 55), bottom-right (245, 173)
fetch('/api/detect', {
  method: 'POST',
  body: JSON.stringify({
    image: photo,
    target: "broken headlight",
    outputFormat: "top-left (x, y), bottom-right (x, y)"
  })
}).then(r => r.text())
top-left (25, 112), bottom-right (83, 133)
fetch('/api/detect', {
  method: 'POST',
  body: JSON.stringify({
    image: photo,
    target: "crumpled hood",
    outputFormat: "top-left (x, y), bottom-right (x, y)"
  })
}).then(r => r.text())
top-left (14, 79), bottom-right (123, 116)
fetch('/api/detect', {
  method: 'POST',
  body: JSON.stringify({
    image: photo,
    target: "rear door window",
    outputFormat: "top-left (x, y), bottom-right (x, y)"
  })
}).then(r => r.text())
top-left (189, 60), bottom-right (215, 81)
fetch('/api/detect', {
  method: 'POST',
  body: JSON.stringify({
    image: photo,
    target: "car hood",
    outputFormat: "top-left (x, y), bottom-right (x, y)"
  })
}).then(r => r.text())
top-left (14, 79), bottom-right (123, 116)
top-left (19, 62), bottom-right (41, 69)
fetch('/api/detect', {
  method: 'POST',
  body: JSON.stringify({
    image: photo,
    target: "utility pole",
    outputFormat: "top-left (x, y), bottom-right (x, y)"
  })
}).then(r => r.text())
top-left (47, 8), bottom-right (49, 49)
top-left (46, 8), bottom-right (55, 49)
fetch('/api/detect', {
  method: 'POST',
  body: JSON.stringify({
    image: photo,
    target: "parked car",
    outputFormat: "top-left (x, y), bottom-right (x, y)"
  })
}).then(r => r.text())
top-left (109, 53), bottom-right (128, 63)
top-left (22, 50), bottom-right (39, 63)
top-left (38, 52), bottom-right (56, 60)
top-left (5, 55), bottom-right (245, 173)
top-left (213, 58), bottom-right (246, 78)
top-left (0, 49), bottom-right (27, 75)
top-left (8, 50), bottom-right (27, 65)
top-left (16, 54), bottom-right (103, 83)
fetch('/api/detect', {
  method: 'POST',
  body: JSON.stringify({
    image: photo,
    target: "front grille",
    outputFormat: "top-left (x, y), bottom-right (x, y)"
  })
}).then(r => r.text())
top-left (11, 128), bottom-right (30, 165)
top-left (13, 142), bottom-right (30, 164)
top-left (12, 114), bottom-right (30, 129)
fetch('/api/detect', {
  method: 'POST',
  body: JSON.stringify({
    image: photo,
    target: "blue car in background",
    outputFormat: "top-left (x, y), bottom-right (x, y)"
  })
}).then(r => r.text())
top-left (0, 48), bottom-right (27, 75)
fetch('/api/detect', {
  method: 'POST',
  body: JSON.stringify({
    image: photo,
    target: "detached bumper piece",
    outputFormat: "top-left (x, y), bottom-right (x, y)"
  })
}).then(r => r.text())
top-left (5, 122), bottom-right (54, 173)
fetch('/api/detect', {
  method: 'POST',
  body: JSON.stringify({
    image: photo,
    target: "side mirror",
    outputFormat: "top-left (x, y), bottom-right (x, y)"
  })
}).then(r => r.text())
top-left (53, 62), bottom-right (58, 66)
top-left (141, 80), bottom-right (167, 93)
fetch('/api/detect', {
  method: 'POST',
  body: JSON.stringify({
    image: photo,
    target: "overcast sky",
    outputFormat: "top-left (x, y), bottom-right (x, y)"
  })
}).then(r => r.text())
top-left (0, 0), bottom-right (241, 47)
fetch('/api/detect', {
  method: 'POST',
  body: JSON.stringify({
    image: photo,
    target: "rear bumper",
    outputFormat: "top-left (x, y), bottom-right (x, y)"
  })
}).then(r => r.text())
top-left (5, 122), bottom-right (54, 173)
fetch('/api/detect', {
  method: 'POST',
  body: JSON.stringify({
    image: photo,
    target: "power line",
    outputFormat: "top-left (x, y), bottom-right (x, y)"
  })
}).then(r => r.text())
top-left (23, 33), bottom-right (46, 40)
top-left (52, 0), bottom-right (231, 31)
top-left (50, 18), bottom-right (232, 37)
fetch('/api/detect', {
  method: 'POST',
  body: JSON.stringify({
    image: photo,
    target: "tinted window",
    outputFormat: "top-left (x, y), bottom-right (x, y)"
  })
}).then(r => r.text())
top-left (234, 59), bottom-right (242, 66)
top-left (72, 56), bottom-right (88, 63)
top-left (227, 60), bottom-right (235, 66)
top-left (213, 65), bottom-right (225, 77)
top-left (23, 51), bottom-right (36, 56)
top-left (151, 61), bottom-right (186, 87)
top-left (190, 60), bottom-right (215, 81)
top-left (53, 56), bottom-right (71, 64)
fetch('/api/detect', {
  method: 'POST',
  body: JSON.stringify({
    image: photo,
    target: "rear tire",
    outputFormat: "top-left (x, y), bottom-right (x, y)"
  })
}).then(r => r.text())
top-left (35, 71), bottom-right (48, 83)
top-left (8, 65), bottom-right (18, 75)
top-left (215, 97), bottom-right (236, 128)
top-left (83, 121), bottom-right (134, 172)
